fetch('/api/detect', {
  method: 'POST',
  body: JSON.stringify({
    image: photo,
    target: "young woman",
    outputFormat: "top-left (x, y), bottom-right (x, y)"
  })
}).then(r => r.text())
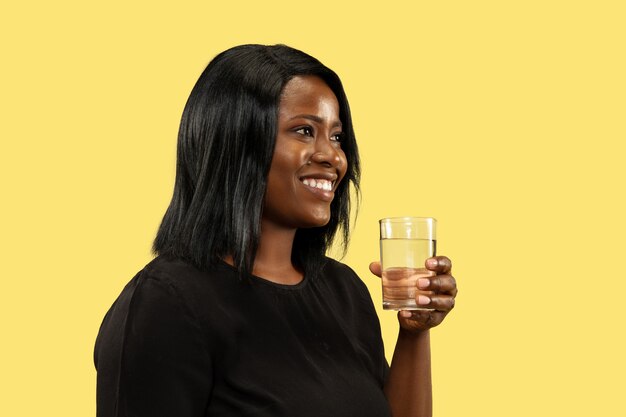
top-left (95, 44), bottom-right (457, 417)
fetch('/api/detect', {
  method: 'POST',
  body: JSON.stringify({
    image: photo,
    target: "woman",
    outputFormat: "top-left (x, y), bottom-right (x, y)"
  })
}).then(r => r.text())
top-left (95, 44), bottom-right (457, 417)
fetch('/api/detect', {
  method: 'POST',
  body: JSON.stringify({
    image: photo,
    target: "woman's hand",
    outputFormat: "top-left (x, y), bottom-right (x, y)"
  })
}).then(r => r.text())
top-left (369, 256), bottom-right (457, 333)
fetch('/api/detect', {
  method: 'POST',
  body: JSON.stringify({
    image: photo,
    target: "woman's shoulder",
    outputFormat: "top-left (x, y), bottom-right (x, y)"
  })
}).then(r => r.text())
top-left (321, 256), bottom-right (357, 277)
top-left (106, 255), bottom-right (236, 325)
top-left (96, 255), bottom-right (230, 347)
top-left (94, 256), bottom-right (214, 383)
top-left (139, 254), bottom-right (234, 291)
top-left (322, 256), bottom-right (367, 280)
top-left (320, 257), bottom-right (371, 294)
top-left (142, 254), bottom-right (207, 282)
top-left (318, 257), bottom-right (381, 334)
top-left (103, 255), bottom-right (209, 317)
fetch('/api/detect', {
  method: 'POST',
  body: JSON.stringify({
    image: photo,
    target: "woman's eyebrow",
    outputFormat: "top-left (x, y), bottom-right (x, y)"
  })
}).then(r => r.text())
top-left (289, 114), bottom-right (342, 128)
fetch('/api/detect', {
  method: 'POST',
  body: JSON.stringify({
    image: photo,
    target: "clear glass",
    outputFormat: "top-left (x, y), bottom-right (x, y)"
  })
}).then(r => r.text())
top-left (379, 217), bottom-right (437, 310)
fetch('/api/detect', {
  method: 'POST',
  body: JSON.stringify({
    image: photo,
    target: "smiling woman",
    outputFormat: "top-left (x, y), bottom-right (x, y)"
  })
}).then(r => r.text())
top-left (150, 45), bottom-right (360, 282)
top-left (265, 76), bottom-right (347, 230)
top-left (256, 75), bottom-right (348, 284)
top-left (94, 44), bottom-right (457, 417)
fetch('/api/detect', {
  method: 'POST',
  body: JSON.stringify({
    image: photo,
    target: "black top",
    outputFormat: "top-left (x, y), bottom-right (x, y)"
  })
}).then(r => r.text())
top-left (94, 255), bottom-right (391, 417)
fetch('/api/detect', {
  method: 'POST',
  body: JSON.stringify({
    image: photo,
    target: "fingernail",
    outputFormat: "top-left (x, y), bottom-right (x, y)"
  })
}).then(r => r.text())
top-left (417, 278), bottom-right (430, 289)
top-left (427, 258), bottom-right (438, 269)
top-left (400, 310), bottom-right (412, 318)
top-left (418, 295), bottom-right (431, 305)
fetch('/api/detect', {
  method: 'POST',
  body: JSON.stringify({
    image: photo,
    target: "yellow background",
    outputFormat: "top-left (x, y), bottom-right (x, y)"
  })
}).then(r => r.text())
top-left (1, 0), bottom-right (624, 415)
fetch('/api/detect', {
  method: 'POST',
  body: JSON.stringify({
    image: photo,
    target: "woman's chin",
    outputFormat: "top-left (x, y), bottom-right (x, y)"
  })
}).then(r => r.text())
top-left (301, 212), bottom-right (331, 229)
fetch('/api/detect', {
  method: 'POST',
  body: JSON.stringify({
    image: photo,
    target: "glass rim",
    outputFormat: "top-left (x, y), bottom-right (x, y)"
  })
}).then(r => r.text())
top-left (379, 216), bottom-right (437, 224)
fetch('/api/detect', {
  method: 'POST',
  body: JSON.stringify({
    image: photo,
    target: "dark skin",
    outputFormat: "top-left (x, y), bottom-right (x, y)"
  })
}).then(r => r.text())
top-left (233, 75), bottom-right (458, 417)
top-left (251, 75), bottom-right (346, 285)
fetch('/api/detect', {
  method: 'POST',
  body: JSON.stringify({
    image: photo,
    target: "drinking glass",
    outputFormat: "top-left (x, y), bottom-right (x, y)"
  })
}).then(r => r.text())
top-left (379, 217), bottom-right (437, 310)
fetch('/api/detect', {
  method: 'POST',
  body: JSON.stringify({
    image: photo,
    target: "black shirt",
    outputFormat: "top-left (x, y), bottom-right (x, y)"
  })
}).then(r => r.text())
top-left (95, 255), bottom-right (391, 417)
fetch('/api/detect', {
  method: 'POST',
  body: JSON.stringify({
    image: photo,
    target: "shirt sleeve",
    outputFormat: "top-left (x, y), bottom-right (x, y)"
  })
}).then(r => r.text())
top-left (95, 272), bottom-right (212, 417)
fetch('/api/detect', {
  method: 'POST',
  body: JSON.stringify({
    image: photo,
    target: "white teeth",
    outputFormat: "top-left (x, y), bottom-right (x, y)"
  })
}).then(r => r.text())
top-left (301, 178), bottom-right (333, 191)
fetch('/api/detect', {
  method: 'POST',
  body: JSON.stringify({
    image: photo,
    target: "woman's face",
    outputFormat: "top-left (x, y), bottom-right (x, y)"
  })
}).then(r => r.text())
top-left (263, 75), bottom-right (348, 230)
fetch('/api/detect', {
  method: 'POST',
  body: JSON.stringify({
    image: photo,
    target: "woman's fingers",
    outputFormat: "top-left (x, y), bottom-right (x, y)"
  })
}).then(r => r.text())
top-left (369, 261), bottom-right (382, 278)
top-left (426, 256), bottom-right (452, 274)
top-left (427, 294), bottom-right (456, 312)
top-left (419, 274), bottom-right (457, 296)
top-left (413, 292), bottom-right (455, 311)
top-left (395, 255), bottom-right (456, 332)
top-left (373, 256), bottom-right (452, 280)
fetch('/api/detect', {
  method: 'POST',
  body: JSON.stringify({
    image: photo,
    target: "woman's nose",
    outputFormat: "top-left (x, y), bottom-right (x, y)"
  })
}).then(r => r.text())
top-left (310, 136), bottom-right (344, 167)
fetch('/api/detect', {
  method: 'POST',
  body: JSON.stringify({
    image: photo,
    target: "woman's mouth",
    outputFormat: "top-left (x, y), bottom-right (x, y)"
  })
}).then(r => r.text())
top-left (301, 178), bottom-right (334, 191)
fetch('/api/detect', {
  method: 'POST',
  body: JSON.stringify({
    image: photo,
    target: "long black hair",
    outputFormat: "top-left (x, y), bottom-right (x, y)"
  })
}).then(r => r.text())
top-left (153, 44), bottom-right (360, 278)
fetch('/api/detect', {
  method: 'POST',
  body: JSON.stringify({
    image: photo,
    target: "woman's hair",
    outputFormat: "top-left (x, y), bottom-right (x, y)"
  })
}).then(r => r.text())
top-left (153, 44), bottom-right (360, 278)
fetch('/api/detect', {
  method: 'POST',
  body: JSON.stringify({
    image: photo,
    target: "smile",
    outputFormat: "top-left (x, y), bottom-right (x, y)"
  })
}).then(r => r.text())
top-left (301, 178), bottom-right (334, 191)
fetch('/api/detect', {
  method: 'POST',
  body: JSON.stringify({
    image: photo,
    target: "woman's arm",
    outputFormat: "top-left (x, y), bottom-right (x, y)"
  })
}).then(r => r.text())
top-left (370, 256), bottom-right (457, 417)
top-left (385, 328), bottom-right (432, 417)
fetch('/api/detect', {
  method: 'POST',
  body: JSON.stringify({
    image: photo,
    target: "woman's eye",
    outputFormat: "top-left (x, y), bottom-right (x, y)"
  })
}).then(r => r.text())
top-left (295, 127), bottom-right (314, 136)
top-left (331, 133), bottom-right (344, 143)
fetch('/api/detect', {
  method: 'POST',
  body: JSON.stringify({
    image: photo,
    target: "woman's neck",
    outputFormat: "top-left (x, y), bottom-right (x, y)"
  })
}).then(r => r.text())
top-left (250, 222), bottom-right (303, 285)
